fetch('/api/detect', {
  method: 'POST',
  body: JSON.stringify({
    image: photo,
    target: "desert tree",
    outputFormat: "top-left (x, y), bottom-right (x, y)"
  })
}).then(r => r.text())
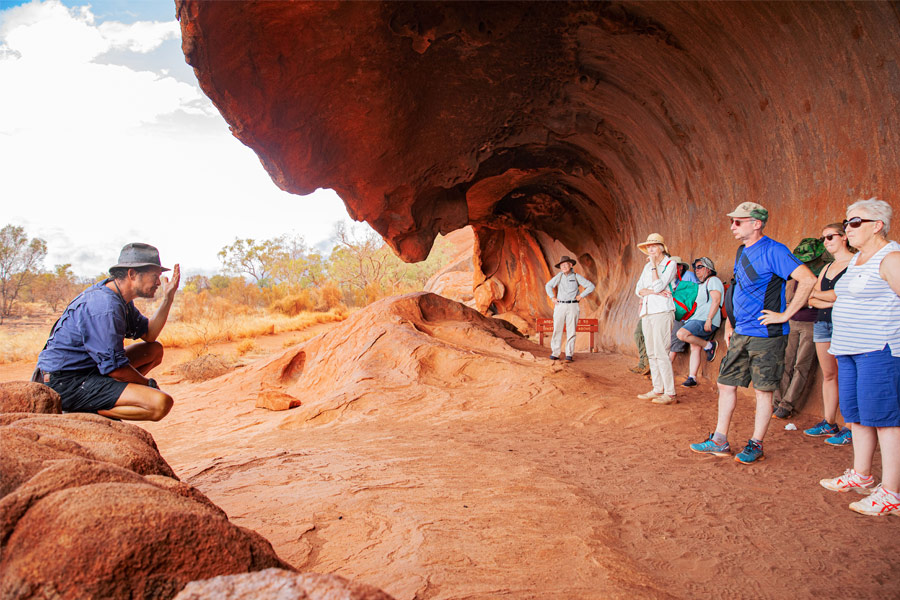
top-left (0, 224), bottom-right (47, 323)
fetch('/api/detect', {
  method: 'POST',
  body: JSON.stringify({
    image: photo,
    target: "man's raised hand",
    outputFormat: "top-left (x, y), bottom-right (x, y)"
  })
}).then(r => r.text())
top-left (161, 264), bottom-right (181, 301)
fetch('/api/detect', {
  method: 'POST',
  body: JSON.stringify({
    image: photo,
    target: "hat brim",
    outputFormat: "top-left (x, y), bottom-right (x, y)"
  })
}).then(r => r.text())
top-left (637, 242), bottom-right (668, 255)
top-left (554, 259), bottom-right (576, 268)
top-left (109, 263), bottom-right (170, 272)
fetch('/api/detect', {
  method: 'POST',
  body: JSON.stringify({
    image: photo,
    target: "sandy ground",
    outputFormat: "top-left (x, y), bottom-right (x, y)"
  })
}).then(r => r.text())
top-left (3, 317), bottom-right (898, 599)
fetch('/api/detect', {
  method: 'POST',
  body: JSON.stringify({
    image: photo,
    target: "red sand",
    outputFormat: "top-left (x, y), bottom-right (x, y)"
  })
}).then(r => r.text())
top-left (4, 295), bottom-right (898, 598)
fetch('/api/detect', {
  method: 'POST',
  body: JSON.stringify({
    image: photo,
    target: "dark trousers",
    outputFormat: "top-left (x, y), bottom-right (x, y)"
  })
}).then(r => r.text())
top-left (773, 320), bottom-right (818, 412)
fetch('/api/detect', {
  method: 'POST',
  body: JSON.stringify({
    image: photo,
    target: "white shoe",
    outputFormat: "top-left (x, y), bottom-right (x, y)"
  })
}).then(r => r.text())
top-left (848, 485), bottom-right (900, 516)
top-left (637, 391), bottom-right (661, 400)
top-left (819, 469), bottom-right (876, 494)
top-left (651, 394), bottom-right (677, 405)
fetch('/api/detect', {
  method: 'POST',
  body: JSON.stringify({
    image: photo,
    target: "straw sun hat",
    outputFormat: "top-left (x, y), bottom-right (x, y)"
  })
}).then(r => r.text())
top-left (637, 233), bottom-right (668, 255)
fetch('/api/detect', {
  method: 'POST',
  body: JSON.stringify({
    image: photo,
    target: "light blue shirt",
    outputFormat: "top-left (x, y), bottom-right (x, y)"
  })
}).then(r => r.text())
top-left (689, 276), bottom-right (724, 327)
top-left (545, 271), bottom-right (596, 301)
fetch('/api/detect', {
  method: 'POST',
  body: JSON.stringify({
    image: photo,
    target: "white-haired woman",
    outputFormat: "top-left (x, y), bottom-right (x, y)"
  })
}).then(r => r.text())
top-left (804, 222), bottom-right (855, 445)
top-left (819, 198), bottom-right (900, 516)
top-left (634, 233), bottom-right (677, 404)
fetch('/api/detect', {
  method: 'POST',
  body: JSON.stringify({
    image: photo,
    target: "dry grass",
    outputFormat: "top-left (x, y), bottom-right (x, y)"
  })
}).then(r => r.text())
top-left (157, 307), bottom-right (348, 351)
top-left (0, 306), bottom-right (349, 365)
top-left (175, 353), bottom-right (233, 382)
top-left (236, 339), bottom-right (258, 356)
top-left (0, 328), bottom-right (47, 364)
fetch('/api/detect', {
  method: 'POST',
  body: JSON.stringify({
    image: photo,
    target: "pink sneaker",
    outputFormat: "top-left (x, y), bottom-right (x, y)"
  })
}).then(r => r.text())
top-left (849, 485), bottom-right (900, 516)
top-left (819, 469), bottom-right (876, 494)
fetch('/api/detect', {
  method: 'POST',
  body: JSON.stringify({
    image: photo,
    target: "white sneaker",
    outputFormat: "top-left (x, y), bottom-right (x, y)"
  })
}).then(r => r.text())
top-left (651, 394), bottom-right (677, 405)
top-left (637, 391), bottom-right (661, 400)
top-left (819, 469), bottom-right (876, 494)
top-left (849, 485), bottom-right (900, 516)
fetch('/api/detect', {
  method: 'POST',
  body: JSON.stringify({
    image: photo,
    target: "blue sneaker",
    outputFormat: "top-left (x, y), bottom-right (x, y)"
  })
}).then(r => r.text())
top-left (705, 340), bottom-right (718, 362)
top-left (690, 434), bottom-right (731, 457)
top-left (804, 419), bottom-right (840, 437)
top-left (735, 439), bottom-right (765, 464)
top-left (825, 427), bottom-right (852, 446)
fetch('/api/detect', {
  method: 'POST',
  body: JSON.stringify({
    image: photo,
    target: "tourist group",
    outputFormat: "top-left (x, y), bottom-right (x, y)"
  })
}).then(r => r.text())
top-left (544, 198), bottom-right (900, 517)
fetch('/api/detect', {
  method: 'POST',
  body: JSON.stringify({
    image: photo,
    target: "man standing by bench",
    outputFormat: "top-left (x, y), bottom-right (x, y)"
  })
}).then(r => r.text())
top-left (545, 255), bottom-right (595, 362)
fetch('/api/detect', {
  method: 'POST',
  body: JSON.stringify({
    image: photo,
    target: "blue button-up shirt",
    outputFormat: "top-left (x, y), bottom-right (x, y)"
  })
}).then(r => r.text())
top-left (545, 271), bottom-right (596, 301)
top-left (38, 280), bottom-right (149, 375)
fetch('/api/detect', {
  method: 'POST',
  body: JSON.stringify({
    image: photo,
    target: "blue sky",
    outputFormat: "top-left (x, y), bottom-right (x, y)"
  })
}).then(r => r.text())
top-left (0, 0), bottom-right (353, 277)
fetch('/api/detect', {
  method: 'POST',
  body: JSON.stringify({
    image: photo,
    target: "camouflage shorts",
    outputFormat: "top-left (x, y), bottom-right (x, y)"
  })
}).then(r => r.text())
top-left (717, 333), bottom-right (788, 391)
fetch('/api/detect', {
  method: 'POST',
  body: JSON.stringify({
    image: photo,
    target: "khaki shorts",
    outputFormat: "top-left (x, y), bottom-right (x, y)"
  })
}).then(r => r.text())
top-left (717, 333), bottom-right (788, 391)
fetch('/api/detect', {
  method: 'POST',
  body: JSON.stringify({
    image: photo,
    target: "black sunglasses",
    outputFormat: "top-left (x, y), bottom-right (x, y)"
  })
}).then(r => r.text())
top-left (819, 233), bottom-right (843, 242)
top-left (693, 264), bottom-right (706, 270)
top-left (842, 217), bottom-right (878, 229)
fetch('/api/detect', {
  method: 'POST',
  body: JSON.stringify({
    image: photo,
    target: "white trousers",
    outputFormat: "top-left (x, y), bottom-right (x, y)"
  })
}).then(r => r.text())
top-left (642, 311), bottom-right (675, 395)
top-left (551, 302), bottom-right (580, 357)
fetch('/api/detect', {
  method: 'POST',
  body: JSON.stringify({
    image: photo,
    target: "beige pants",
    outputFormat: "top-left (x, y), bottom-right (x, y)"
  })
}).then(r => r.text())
top-left (642, 311), bottom-right (676, 396)
top-left (551, 302), bottom-right (580, 357)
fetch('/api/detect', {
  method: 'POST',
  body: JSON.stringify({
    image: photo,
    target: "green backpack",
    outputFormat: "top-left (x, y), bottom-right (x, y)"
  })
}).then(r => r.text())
top-left (668, 278), bottom-right (699, 320)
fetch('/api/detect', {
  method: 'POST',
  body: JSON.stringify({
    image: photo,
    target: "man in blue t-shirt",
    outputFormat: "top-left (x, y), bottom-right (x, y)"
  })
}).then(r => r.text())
top-left (690, 202), bottom-right (816, 464)
top-left (37, 243), bottom-right (180, 421)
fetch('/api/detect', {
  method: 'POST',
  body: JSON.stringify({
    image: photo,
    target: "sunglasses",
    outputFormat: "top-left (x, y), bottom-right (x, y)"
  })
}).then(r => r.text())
top-left (819, 233), bottom-right (843, 242)
top-left (842, 217), bottom-right (878, 229)
top-left (730, 218), bottom-right (756, 226)
top-left (693, 264), bottom-right (706, 270)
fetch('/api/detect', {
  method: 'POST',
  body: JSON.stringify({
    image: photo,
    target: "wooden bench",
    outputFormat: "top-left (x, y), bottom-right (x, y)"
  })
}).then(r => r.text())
top-left (536, 318), bottom-right (599, 353)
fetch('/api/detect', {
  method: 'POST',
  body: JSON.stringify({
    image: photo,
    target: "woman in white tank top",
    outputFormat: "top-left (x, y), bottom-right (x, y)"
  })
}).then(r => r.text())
top-left (819, 198), bottom-right (900, 517)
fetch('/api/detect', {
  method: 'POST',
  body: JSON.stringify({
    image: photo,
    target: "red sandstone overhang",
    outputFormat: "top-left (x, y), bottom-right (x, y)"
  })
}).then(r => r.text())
top-left (176, 1), bottom-right (900, 349)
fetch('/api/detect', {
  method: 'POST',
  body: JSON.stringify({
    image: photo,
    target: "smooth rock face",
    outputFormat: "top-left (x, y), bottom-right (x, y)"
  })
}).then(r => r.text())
top-left (178, 1), bottom-right (899, 349)
top-left (175, 569), bottom-right (395, 600)
top-left (0, 382), bottom-right (61, 415)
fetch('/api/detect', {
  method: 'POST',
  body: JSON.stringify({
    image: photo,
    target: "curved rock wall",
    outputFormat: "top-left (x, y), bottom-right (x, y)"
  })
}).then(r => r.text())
top-left (178, 1), bottom-right (900, 349)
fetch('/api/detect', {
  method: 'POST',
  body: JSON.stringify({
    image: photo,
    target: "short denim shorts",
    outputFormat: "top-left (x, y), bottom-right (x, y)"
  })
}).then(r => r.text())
top-left (813, 321), bottom-right (833, 343)
top-left (671, 319), bottom-right (717, 353)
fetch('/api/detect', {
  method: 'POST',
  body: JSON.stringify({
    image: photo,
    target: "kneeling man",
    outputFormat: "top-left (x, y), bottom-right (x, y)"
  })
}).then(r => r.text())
top-left (38, 243), bottom-right (180, 421)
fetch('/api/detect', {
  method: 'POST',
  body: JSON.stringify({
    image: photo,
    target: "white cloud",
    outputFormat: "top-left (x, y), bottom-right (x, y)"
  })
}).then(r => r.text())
top-left (0, 0), bottom-right (355, 277)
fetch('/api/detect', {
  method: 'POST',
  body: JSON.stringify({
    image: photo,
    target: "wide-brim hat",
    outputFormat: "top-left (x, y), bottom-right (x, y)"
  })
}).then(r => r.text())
top-left (669, 256), bottom-right (690, 269)
top-left (109, 243), bottom-right (170, 272)
top-left (637, 233), bottom-right (668, 255)
top-left (694, 256), bottom-right (717, 274)
top-left (554, 255), bottom-right (577, 269)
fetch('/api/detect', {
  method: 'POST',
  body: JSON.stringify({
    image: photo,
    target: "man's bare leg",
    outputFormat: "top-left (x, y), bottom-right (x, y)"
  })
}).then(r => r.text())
top-left (125, 341), bottom-right (163, 375)
top-left (752, 389), bottom-right (774, 441)
top-left (714, 383), bottom-right (738, 438)
top-left (98, 383), bottom-right (173, 421)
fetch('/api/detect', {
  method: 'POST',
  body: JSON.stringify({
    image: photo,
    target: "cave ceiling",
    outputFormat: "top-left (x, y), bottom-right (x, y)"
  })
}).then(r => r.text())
top-left (178, 0), bottom-right (900, 348)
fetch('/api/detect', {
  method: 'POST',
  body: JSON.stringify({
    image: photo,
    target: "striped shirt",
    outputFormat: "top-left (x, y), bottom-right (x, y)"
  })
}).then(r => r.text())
top-left (830, 240), bottom-right (900, 357)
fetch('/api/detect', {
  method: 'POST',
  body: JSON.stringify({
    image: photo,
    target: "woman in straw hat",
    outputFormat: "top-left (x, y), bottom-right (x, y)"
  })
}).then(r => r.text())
top-left (634, 233), bottom-right (678, 404)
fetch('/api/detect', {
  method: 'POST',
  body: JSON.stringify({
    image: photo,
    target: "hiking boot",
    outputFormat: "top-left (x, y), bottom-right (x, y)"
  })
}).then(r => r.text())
top-left (690, 434), bottom-right (731, 457)
top-left (651, 394), bottom-right (677, 405)
top-left (629, 364), bottom-right (648, 374)
top-left (681, 376), bottom-right (698, 387)
top-left (825, 427), bottom-right (852, 446)
top-left (819, 469), bottom-right (876, 494)
top-left (771, 406), bottom-right (792, 419)
top-left (637, 391), bottom-right (661, 400)
top-left (549, 355), bottom-right (559, 360)
top-left (734, 439), bottom-right (765, 464)
top-left (804, 419), bottom-right (840, 437)
top-left (705, 340), bottom-right (718, 362)
top-left (564, 355), bottom-right (574, 362)
top-left (849, 485), bottom-right (900, 516)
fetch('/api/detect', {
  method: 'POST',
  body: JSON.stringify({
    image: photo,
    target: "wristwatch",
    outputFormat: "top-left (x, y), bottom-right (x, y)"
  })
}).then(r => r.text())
top-left (147, 378), bottom-right (159, 389)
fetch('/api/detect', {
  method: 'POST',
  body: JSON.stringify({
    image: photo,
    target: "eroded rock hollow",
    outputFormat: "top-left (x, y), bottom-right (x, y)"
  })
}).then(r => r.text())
top-left (178, 1), bottom-right (900, 349)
